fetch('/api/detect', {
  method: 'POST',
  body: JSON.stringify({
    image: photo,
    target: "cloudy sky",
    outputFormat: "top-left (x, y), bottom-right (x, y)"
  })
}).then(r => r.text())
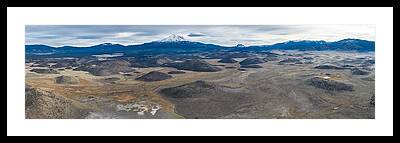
top-left (25, 25), bottom-right (375, 47)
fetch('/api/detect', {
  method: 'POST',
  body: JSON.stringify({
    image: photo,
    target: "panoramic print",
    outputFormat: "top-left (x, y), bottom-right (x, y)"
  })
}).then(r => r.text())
top-left (25, 25), bottom-right (375, 119)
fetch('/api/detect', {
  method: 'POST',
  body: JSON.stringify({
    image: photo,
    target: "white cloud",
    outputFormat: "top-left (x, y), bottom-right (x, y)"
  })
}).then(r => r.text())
top-left (111, 32), bottom-right (142, 38)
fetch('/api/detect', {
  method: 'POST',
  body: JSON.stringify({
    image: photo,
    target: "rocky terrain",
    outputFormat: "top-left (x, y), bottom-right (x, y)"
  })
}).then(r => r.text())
top-left (25, 85), bottom-right (89, 119)
top-left (240, 64), bottom-right (263, 68)
top-left (136, 71), bottom-right (172, 82)
top-left (103, 77), bottom-right (121, 84)
top-left (239, 57), bottom-right (266, 65)
top-left (55, 75), bottom-right (79, 84)
top-left (25, 48), bottom-right (375, 119)
top-left (30, 68), bottom-right (60, 74)
top-left (218, 57), bottom-right (238, 63)
top-left (164, 59), bottom-right (222, 72)
top-left (167, 70), bottom-right (186, 74)
top-left (160, 80), bottom-right (254, 118)
top-left (307, 77), bottom-right (354, 91)
top-left (315, 64), bottom-right (346, 70)
top-left (278, 58), bottom-right (301, 64)
top-left (351, 68), bottom-right (370, 75)
top-left (74, 59), bottom-right (134, 76)
top-left (128, 56), bottom-right (173, 68)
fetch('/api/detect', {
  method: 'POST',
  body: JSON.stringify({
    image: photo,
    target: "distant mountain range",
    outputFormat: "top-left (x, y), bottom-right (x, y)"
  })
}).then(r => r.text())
top-left (247, 39), bottom-right (375, 52)
top-left (26, 35), bottom-right (375, 58)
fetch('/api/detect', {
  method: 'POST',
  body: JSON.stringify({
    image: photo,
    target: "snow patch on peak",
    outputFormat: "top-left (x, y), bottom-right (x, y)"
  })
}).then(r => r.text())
top-left (159, 34), bottom-right (187, 42)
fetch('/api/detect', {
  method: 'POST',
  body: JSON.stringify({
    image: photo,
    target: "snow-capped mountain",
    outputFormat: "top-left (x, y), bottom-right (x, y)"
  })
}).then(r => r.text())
top-left (159, 34), bottom-right (187, 42)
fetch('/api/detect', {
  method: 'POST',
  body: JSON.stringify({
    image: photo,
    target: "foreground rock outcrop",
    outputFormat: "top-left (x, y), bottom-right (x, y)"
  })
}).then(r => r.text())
top-left (25, 86), bottom-right (88, 119)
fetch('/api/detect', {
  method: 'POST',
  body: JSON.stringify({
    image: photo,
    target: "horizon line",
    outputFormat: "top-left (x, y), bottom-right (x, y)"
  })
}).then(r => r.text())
top-left (25, 37), bottom-right (375, 48)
